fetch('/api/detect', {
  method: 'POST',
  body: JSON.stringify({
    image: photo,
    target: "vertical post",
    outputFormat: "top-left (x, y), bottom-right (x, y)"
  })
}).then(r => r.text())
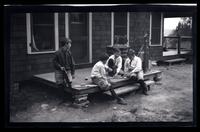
top-left (178, 36), bottom-right (181, 55)
top-left (55, 13), bottom-right (59, 51)
top-left (111, 12), bottom-right (114, 46)
top-left (143, 33), bottom-right (149, 73)
top-left (89, 12), bottom-right (92, 63)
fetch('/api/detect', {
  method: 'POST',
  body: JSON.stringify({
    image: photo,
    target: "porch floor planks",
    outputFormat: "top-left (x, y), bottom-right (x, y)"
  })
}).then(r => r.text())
top-left (32, 68), bottom-right (162, 95)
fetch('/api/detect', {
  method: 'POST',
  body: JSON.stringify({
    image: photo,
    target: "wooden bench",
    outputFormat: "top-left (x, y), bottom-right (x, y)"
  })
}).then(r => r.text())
top-left (32, 70), bottom-right (162, 108)
top-left (164, 58), bottom-right (186, 66)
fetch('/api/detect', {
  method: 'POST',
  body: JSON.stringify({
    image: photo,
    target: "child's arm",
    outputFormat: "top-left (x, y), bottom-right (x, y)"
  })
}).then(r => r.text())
top-left (53, 53), bottom-right (63, 71)
top-left (116, 57), bottom-right (122, 75)
top-left (70, 53), bottom-right (75, 79)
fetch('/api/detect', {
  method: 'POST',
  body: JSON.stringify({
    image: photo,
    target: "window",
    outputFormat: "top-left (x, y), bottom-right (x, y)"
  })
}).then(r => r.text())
top-left (112, 12), bottom-right (129, 46)
top-left (150, 12), bottom-right (163, 46)
top-left (68, 13), bottom-right (90, 64)
top-left (27, 13), bottom-right (59, 54)
top-left (64, 12), bottom-right (92, 63)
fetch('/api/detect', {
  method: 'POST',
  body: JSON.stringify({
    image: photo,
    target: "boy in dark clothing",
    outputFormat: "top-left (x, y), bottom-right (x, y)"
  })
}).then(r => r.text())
top-left (53, 38), bottom-right (75, 91)
top-left (107, 59), bottom-right (118, 77)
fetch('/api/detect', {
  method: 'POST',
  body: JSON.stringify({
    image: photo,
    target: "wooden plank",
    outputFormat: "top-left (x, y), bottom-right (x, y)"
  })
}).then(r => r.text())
top-left (144, 70), bottom-right (162, 80)
top-left (165, 58), bottom-right (186, 63)
top-left (104, 84), bottom-right (140, 96)
top-left (104, 80), bottom-right (155, 96)
top-left (145, 80), bottom-right (155, 86)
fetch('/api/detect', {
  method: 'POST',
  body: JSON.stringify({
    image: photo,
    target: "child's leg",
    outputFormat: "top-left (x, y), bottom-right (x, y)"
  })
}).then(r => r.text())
top-left (109, 86), bottom-right (127, 105)
top-left (137, 71), bottom-right (148, 95)
top-left (92, 77), bottom-right (127, 105)
top-left (66, 70), bottom-right (73, 89)
top-left (109, 86), bottom-right (121, 100)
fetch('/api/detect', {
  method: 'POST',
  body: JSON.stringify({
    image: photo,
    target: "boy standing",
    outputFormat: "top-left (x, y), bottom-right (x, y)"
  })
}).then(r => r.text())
top-left (91, 53), bottom-right (127, 105)
top-left (53, 38), bottom-right (75, 91)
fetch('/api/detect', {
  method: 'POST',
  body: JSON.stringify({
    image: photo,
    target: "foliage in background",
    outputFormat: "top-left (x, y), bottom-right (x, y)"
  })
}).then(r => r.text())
top-left (164, 17), bottom-right (192, 50)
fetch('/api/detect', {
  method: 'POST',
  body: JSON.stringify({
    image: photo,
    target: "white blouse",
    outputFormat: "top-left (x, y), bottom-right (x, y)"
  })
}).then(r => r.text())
top-left (124, 56), bottom-right (142, 73)
top-left (91, 61), bottom-right (107, 79)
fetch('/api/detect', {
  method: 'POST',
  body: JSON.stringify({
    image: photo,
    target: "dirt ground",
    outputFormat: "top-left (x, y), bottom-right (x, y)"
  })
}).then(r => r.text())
top-left (9, 63), bottom-right (193, 123)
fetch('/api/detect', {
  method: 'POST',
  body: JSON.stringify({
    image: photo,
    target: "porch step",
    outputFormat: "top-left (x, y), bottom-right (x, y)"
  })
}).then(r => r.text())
top-left (104, 80), bottom-right (155, 96)
top-left (104, 84), bottom-right (140, 96)
top-left (158, 58), bottom-right (186, 66)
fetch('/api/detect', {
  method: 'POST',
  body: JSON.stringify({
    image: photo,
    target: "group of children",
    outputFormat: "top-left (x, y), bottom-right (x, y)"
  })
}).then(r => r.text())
top-left (53, 38), bottom-right (148, 105)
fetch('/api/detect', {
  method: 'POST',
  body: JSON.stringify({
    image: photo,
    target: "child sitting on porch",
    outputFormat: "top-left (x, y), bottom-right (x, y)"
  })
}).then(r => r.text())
top-left (53, 37), bottom-right (75, 92)
top-left (106, 48), bottom-right (124, 77)
top-left (91, 53), bottom-right (127, 105)
top-left (124, 49), bottom-right (148, 95)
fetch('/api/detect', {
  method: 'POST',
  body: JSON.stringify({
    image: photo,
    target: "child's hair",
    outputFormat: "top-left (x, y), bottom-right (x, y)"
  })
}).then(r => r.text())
top-left (60, 37), bottom-right (72, 47)
top-left (127, 49), bottom-right (135, 56)
top-left (113, 48), bottom-right (121, 54)
top-left (99, 53), bottom-right (109, 61)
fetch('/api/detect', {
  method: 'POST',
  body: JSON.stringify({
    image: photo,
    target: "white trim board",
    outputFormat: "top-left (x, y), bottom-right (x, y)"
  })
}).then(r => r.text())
top-left (89, 12), bottom-right (92, 63)
top-left (111, 12), bottom-right (114, 46)
top-left (65, 13), bottom-right (69, 38)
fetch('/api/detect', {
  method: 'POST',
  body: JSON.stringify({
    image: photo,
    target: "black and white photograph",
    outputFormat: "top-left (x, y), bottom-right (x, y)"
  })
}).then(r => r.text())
top-left (4, 3), bottom-right (197, 127)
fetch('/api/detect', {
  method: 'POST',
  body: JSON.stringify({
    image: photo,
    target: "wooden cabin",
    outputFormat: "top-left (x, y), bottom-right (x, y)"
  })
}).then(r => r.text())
top-left (5, 5), bottom-right (196, 91)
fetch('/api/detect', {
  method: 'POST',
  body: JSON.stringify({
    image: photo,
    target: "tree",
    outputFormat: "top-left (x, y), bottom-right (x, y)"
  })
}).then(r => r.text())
top-left (174, 17), bottom-right (192, 36)
top-left (164, 17), bottom-right (192, 50)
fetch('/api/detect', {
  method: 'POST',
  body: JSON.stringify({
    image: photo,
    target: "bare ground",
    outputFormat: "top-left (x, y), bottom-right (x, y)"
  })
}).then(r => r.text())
top-left (9, 63), bottom-right (193, 122)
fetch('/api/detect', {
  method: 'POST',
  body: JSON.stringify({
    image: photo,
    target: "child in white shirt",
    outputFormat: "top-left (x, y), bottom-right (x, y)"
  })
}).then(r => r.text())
top-left (106, 48), bottom-right (124, 77)
top-left (91, 53), bottom-right (127, 105)
top-left (124, 49), bottom-right (148, 95)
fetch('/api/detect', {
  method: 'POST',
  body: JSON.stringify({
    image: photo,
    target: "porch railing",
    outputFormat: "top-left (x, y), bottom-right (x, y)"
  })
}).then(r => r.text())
top-left (163, 36), bottom-right (192, 55)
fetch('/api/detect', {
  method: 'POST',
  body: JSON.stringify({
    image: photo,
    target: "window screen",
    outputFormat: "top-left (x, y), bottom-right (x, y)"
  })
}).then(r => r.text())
top-left (114, 12), bottom-right (127, 44)
top-left (151, 13), bottom-right (161, 45)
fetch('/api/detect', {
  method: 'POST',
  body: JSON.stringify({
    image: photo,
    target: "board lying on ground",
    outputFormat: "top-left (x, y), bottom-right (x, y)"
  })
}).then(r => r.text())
top-left (32, 70), bottom-right (162, 107)
top-left (158, 58), bottom-right (186, 66)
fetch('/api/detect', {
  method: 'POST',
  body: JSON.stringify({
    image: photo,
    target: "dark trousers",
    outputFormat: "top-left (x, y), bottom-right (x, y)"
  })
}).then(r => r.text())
top-left (109, 86), bottom-right (121, 101)
top-left (131, 76), bottom-right (147, 93)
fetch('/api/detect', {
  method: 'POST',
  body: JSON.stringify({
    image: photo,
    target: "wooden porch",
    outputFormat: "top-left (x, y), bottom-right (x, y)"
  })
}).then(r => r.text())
top-left (32, 68), bottom-right (162, 107)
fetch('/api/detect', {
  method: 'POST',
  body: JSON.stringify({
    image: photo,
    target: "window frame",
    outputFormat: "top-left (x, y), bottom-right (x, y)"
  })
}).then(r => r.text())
top-left (26, 13), bottom-right (59, 54)
top-left (111, 12), bottom-right (130, 46)
top-left (65, 12), bottom-right (92, 63)
top-left (149, 12), bottom-right (163, 46)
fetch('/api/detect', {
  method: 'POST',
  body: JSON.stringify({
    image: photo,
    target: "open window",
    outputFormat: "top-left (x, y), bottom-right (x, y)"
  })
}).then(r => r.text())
top-left (26, 13), bottom-right (59, 54)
